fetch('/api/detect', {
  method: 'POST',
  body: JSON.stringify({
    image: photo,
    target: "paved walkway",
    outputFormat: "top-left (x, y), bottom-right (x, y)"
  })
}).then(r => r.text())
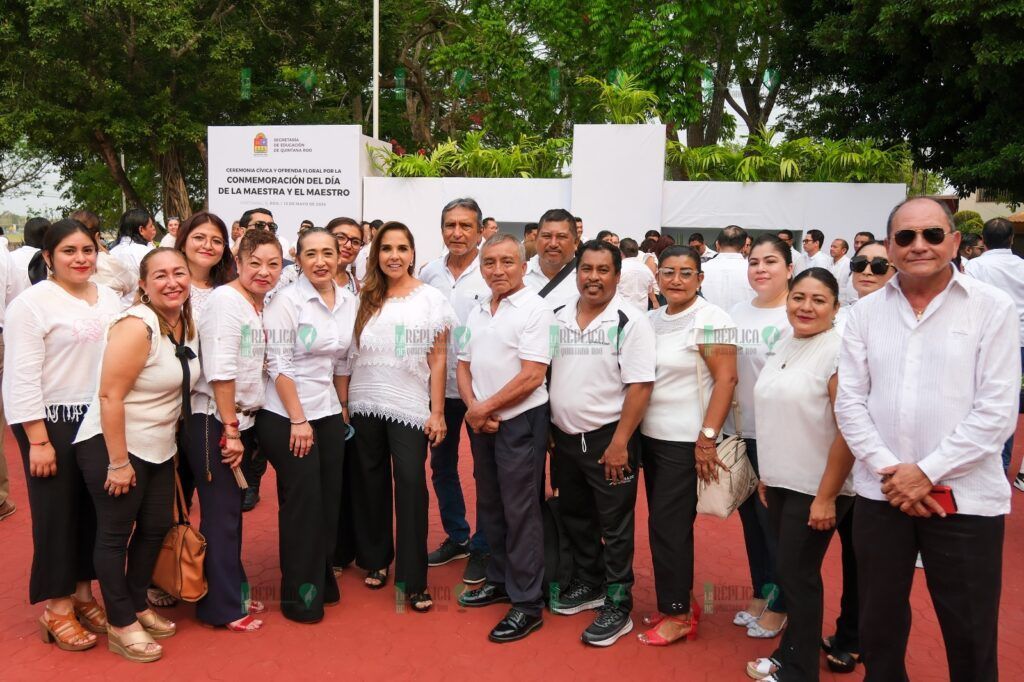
top-left (1, 422), bottom-right (1022, 680)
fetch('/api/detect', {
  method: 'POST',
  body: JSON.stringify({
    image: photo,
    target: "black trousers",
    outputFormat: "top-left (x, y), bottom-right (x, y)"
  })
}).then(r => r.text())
top-left (241, 429), bottom-right (268, 492)
top-left (256, 410), bottom-right (345, 623)
top-left (831, 498), bottom-right (859, 653)
top-left (765, 486), bottom-right (853, 682)
top-left (12, 415), bottom-right (97, 604)
top-left (334, 431), bottom-right (360, 568)
top-left (181, 414), bottom-right (258, 625)
top-left (640, 436), bottom-right (697, 615)
top-left (349, 413), bottom-right (429, 595)
top-left (76, 435), bottom-right (174, 627)
top-left (467, 404), bottom-right (549, 617)
top-left (551, 421), bottom-right (639, 612)
top-left (736, 438), bottom-right (786, 611)
top-left (854, 496), bottom-right (1003, 682)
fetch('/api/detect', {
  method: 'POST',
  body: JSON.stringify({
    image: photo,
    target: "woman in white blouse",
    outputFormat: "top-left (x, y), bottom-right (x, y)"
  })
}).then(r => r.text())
top-left (108, 209), bottom-right (156, 306)
top-left (637, 245), bottom-right (737, 646)
top-left (727, 234), bottom-right (793, 639)
top-left (3, 219), bottom-right (121, 653)
top-left (327, 216), bottom-right (364, 295)
top-left (67, 210), bottom-right (138, 301)
top-left (257, 228), bottom-right (357, 623)
top-left (745, 267), bottom-right (855, 682)
top-left (183, 228), bottom-right (283, 632)
top-left (73, 248), bottom-right (199, 663)
top-left (174, 211), bottom-right (238, 319)
top-left (349, 222), bottom-right (456, 613)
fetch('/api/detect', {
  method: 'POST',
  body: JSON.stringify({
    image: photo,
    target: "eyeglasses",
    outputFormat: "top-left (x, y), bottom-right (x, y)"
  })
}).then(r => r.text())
top-left (333, 233), bottom-right (364, 248)
top-left (891, 227), bottom-right (951, 247)
top-left (251, 221), bottom-right (278, 233)
top-left (849, 255), bottom-right (895, 275)
top-left (801, 238), bottom-right (813, 243)
top-left (658, 267), bottom-right (698, 280)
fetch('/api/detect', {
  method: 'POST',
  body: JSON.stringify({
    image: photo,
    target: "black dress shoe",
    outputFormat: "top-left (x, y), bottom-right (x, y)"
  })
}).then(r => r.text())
top-left (458, 582), bottom-right (510, 608)
top-left (488, 607), bottom-right (542, 643)
top-left (242, 487), bottom-right (260, 512)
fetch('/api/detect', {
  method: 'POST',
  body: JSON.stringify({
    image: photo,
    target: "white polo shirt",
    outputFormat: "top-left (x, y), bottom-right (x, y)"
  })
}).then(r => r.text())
top-left (458, 287), bottom-right (555, 421)
top-left (700, 252), bottom-right (753, 312)
top-left (549, 294), bottom-right (657, 435)
top-left (524, 254), bottom-right (578, 310)
top-left (420, 252), bottom-right (491, 399)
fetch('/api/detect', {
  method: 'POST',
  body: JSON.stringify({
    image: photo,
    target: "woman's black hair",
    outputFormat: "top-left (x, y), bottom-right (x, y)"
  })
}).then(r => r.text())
top-left (28, 218), bottom-right (98, 284)
top-left (175, 211), bottom-right (237, 285)
top-left (853, 239), bottom-right (887, 256)
top-left (749, 233), bottom-right (792, 266)
top-left (657, 244), bottom-right (703, 271)
top-left (790, 266), bottom-right (839, 302)
top-left (116, 208), bottom-right (152, 246)
top-left (295, 226), bottom-right (339, 256)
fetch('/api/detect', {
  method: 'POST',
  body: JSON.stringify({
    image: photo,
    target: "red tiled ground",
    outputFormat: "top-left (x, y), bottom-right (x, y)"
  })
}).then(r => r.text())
top-left (1, 420), bottom-right (1022, 681)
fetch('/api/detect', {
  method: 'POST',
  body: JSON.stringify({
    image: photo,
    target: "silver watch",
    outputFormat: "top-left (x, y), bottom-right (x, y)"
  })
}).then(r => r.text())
top-left (700, 426), bottom-right (717, 440)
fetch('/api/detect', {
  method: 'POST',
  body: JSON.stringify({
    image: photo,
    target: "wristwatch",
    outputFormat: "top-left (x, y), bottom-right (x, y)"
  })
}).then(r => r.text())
top-left (700, 426), bottom-right (717, 440)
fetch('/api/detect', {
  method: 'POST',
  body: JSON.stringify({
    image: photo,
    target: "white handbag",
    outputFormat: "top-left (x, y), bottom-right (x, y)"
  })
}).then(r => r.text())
top-left (694, 353), bottom-right (758, 519)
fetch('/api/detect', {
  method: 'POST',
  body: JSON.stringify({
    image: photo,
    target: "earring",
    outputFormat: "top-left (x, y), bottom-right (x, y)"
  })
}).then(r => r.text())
top-left (141, 292), bottom-right (151, 304)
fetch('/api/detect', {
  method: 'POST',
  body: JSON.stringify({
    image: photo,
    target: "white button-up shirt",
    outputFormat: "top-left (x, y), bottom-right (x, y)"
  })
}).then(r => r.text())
top-left (263, 275), bottom-right (357, 422)
top-left (835, 267), bottom-right (1021, 516)
top-left (617, 256), bottom-right (655, 311)
top-left (8, 245), bottom-right (38, 302)
top-left (828, 254), bottom-right (853, 306)
top-left (420, 252), bottom-right (490, 399)
top-left (524, 254), bottom-right (578, 311)
top-left (700, 252), bottom-right (753, 312)
top-left (549, 295), bottom-right (656, 435)
top-left (965, 248), bottom-right (1024, 342)
top-left (457, 287), bottom-right (555, 421)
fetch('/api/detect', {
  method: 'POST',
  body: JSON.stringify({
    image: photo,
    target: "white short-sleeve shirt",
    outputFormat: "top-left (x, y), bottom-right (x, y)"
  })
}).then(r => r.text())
top-left (724, 300), bottom-right (793, 439)
top-left (641, 298), bottom-right (736, 442)
top-left (524, 255), bottom-right (578, 311)
top-left (754, 328), bottom-right (851, 496)
top-left (549, 295), bottom-right (656, 435)
top-left (458, 287), bottom-right (555, 421)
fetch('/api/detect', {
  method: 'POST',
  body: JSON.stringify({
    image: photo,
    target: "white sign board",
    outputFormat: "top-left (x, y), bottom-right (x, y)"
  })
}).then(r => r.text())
top-left (208, 125), bottom-right (365, 245)
top-left (571, 124), bottom-right (666, 241)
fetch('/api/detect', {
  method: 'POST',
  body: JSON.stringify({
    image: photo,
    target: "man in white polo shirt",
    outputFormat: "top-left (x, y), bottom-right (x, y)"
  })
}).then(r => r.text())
top-left (700, 225), bottom-right (753, 311)
top-left (836, 197), bottom-right (1020, 682)
top-left (524, 208), bottom-right (579, 310)
top-left (548, 240), bottom-right (656, 647)
top-left (419, 197), bottom-right (492, 584)
top-left (455, 233), bottom-right (556, 643)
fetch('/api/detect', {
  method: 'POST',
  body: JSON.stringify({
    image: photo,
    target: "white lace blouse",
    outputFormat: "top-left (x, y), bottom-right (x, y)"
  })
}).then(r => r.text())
top-left (349, 284), bottom-right (457, 429)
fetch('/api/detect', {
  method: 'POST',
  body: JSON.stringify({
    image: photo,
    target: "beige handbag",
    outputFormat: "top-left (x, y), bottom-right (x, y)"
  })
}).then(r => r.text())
top-left (152, 468), bottom-right (208, 602)
top-left (694, 352), bottom-right (758, 519)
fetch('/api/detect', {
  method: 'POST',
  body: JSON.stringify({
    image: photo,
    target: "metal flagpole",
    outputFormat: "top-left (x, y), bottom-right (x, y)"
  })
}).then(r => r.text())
top-left (372, 0), bottom-right (380, 140)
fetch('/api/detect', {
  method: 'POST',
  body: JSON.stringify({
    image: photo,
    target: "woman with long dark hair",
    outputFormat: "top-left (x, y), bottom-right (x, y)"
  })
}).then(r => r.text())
top-left (348, 222), bottom-right (456, 612)
top-left (326, 216), bottom-right (364, 295)
top-left (4, 219), bottom-right (122, 653)
top-left (109, 209), bottom-right (157, 306)
top-left (74, 248), bottom-right (199, 662)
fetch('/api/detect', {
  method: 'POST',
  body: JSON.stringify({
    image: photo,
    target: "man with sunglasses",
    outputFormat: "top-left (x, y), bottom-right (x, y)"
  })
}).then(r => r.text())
top-left (836, 197), bottom-right (1020, 682)
top-left (240, 208), bottom-right (295, 262)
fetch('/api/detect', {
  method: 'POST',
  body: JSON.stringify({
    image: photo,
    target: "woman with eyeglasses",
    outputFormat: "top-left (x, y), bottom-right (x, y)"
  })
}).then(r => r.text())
top-left (815, 239), bottom-right (896, 674)
top-left (745, 267), bottom-right (855, 682)
top-left (326, 217), bottom-right (364, 294)
top-left (637, 245), bottom-right (737, 646)
top-left (727, 235), bottom-right (793, 641)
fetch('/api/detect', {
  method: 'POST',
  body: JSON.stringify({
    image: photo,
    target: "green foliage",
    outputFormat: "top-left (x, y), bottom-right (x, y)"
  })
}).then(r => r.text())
top-left (953, 210), bottom-right (984, 235)
top-left (369, 131), bottom-right (570, 178)
top-left (576, 73), bottom-right (660, 124)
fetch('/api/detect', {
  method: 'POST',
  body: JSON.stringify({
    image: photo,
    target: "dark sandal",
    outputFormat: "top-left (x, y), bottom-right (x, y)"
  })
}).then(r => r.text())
top-left (364, 568), bottom-right (389, 590)
top-left (408, 591), bottom-right (433, 613)
top-left (822, 636), bottom-right (860, 673)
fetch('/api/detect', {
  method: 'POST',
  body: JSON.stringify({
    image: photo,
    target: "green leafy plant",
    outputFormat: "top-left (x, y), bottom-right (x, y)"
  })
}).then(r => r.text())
top-left (576, 73), bottom-right (660, 124)
top-left (368, 132), bottom-right (569, 179)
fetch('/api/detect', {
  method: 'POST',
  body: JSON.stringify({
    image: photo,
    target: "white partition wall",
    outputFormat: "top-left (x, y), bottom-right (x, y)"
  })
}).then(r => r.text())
top-left (363, 177), bottom-right (572, 264)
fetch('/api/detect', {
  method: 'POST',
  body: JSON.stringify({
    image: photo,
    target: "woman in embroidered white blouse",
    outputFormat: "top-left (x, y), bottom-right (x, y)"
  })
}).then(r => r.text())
top-left (348, 222), bottom-right (456, 613)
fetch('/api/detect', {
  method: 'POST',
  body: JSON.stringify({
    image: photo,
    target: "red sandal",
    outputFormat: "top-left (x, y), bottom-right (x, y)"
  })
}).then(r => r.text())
top-left (226, 614), bottom-right (263, 632)
top-left (637, 614), bottom-right (698, 646)
top-left (247, 599), bottom-right (267, 615)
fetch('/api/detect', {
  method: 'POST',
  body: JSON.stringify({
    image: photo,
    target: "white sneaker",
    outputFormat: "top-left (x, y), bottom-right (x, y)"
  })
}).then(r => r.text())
top-left (1013, 474), bottom-right (1024, 493)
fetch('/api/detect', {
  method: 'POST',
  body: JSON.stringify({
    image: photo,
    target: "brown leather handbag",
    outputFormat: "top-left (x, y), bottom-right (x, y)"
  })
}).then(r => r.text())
top-left (152, 468), bottom-right (208, 602)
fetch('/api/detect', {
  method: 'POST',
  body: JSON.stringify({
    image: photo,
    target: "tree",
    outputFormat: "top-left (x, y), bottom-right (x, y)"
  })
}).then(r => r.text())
top-left (778, 0), bottom-right (1024, 201)
top-left (0, 139), bottom-right (49, 199)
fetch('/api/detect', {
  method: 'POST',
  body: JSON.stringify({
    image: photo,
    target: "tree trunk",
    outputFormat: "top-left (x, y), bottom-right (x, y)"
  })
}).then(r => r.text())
top-left (92, 129), bottom-right (145, 209)
top-left (158, 147), bottom-right (192, 220)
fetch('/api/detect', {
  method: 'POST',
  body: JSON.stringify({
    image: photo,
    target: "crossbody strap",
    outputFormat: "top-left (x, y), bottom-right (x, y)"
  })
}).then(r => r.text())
top-left (538, 258), bottom-right (577, 298)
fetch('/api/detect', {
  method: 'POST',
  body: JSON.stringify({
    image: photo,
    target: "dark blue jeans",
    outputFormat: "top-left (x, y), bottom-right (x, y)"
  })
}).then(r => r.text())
top-left (429, 398), bottom-right (487, 552)
top-left (1002, 347), bottom-right (1023, 471)
top-left (735, 438), bottom-right (786, 612)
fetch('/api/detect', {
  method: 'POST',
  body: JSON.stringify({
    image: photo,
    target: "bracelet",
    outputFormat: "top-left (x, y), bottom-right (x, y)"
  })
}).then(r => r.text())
top-left (107, 461), bottom-right (131, 471)
top-left (30, 440), bottom-right (50, 447)
top-left (290, 419), bottom-right (308, 426)
top-left (224, 434), bottom-right (242, 440)
top-left (223, 420), bottom-right (240, 428)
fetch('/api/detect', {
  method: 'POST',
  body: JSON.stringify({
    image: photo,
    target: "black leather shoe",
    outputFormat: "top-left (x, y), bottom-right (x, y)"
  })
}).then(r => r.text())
top-left (459, 582), bottom-right (511, 608)
top-left (488, 607), bottom-right (542, 643)
top-left (242, 487), bottom-right (260, 512)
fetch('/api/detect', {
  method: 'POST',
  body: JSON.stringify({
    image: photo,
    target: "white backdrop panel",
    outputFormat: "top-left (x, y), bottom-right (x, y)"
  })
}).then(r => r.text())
top-left (661, 181), bottom-right (907, 246)
top-left (363, 177), bottom-right (571, 265)
top-left (571, 124), bottom-right (666, 241)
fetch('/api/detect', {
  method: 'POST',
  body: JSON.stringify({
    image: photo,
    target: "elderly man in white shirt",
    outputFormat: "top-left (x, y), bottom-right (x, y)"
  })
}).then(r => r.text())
top-left (836, 197), bottom-right (1020, 682)
top-left (615, 238), bottom-right (656, 310)
top-left (700, 225), bottom-right (753, 311)
top-left (523, 208), bottom-right (579, 309)
top-left (963, 217), bottom-right (1024, 479)
top-left (827, 238), bottom-right (853, 306)
top-left (418, 197), bottom-right (492, 583)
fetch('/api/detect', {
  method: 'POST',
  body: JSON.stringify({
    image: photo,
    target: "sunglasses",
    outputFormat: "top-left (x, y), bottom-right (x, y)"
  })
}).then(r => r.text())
top-left (850, 255), bottom-right (895, 275)
top-left (891, 227), bottom-right (951, 247)
top-left (251, 221), bottom-right (278, 233)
